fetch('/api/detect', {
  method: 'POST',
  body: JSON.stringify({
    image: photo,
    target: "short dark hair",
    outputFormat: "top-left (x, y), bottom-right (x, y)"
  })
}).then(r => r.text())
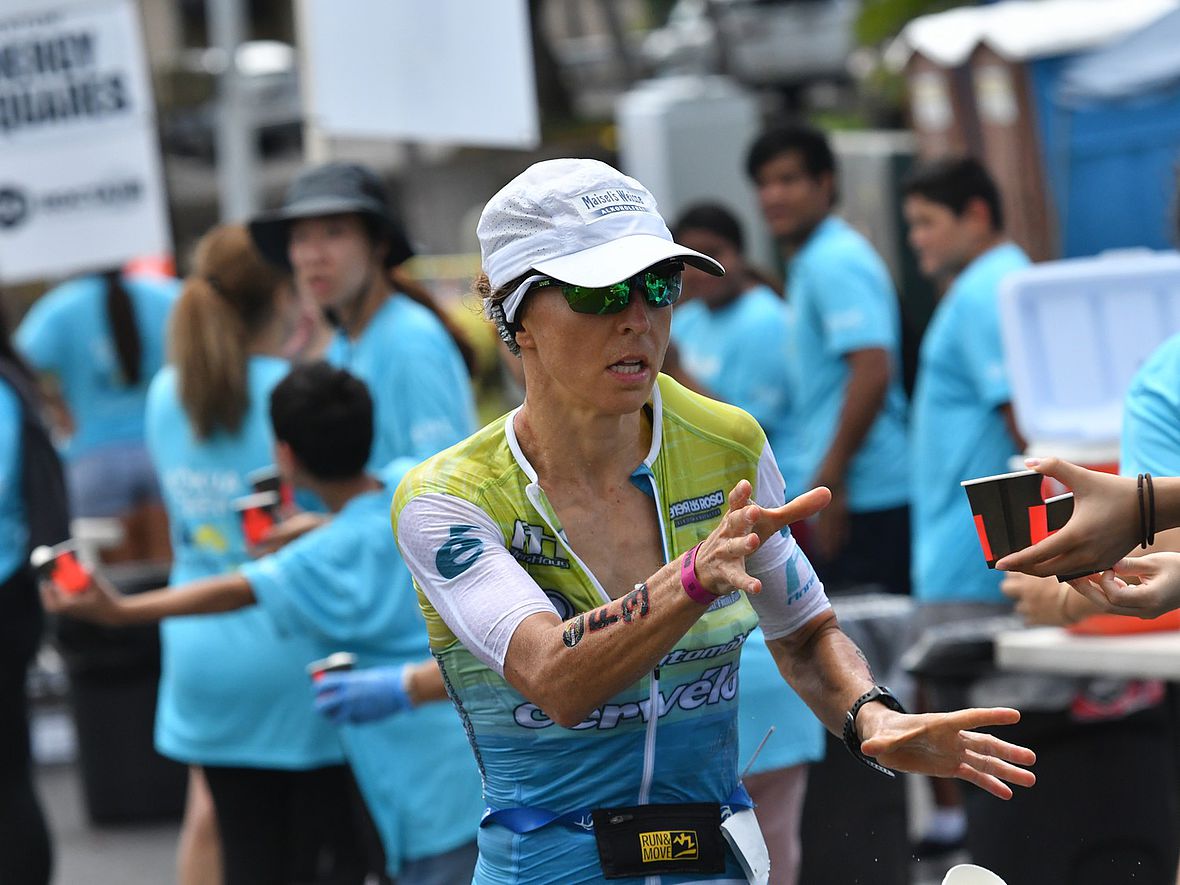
top-left (903, 156), bottom-right (1005, 231)
top-left (745, 123), bottom-right (836, 182)
top-left (269, 362), bottom-right (373, 480)
top-left (673, 203), bottom-right (745, 252)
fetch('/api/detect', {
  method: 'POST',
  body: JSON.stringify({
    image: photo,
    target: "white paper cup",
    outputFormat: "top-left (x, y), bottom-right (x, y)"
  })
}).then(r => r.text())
top-left (942, 864), bottom-right (1007, 885)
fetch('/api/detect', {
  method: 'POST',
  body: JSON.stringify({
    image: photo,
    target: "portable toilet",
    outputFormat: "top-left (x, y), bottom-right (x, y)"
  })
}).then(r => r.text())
top-left (891, 0), bottom-right (1179, 261)
top-left (998, 249), bottom-right (1180, 471)
top-left (1040, 8), bottom-right (1180, 256)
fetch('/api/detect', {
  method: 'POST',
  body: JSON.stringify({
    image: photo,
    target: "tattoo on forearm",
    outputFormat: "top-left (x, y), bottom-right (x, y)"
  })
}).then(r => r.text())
top-left (562, 583), bottom-right (651, 648)
top-left (855, 646), bottom-right (876, 681)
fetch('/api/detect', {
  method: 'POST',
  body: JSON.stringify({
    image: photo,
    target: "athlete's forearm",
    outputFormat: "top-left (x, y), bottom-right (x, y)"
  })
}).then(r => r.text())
top-left (765, 610), bottom-right (875, 736)
top-left (503, 560), bottom-right (709, 728)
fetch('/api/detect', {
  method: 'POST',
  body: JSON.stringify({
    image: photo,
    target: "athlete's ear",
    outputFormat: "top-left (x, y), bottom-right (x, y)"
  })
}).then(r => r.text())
top-left (514, 319), bottom-right (535, 351)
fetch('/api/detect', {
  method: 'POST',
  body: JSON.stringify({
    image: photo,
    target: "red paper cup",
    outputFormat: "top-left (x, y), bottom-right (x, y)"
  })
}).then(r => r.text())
top-left (232, 490), bottom-right (281, 547)
top-left (306, 652), bottom-right (357, 682)
top-left (248, 466), bottom-right (294, 510)
top-left (29, 542), bottom-right (91, 595)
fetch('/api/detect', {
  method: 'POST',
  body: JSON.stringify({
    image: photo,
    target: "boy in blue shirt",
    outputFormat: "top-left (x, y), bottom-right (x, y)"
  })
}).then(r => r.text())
top-left (42, 363), bottom-right (482, 885)
top-left (903, 156), bottom-right (1030, 858)
top-left (746, 124), bottom-right (910, 595)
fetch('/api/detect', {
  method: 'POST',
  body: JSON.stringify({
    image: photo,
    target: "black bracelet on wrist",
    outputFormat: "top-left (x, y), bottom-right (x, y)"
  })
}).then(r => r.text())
top-left (1139, 474), bottom-right (1149, 550)
top-left (1146, 472), bottom-right (1156, 547)
top-left (842, 685), bottom-right (906, 778)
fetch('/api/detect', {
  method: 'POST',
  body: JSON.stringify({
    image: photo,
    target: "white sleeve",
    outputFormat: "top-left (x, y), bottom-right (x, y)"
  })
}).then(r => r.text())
top-left (397, 493), bottom-right (558, 676)
top-left (745, 442), bottom-right (831, 640)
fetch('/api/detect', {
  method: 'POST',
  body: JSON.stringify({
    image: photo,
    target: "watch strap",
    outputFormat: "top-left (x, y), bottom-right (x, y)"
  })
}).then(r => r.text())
top-left (842, 685), bottom-right (906, 777)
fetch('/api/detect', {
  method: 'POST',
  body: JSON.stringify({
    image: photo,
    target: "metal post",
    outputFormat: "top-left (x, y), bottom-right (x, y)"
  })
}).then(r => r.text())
top-left (206, 0), bottom-right (257, 219)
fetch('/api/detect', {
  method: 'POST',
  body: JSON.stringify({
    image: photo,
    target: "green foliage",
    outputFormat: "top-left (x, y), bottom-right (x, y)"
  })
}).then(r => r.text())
top-left (855, 0), bottom-right (978, 46)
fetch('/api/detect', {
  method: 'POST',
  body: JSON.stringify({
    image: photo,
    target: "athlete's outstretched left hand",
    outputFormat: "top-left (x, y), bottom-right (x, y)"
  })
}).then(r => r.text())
top-left (858, 706), bottom-right (1036, 799)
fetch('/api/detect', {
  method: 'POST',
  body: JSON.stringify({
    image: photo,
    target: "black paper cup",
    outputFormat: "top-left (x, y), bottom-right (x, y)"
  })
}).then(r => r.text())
top-left (961, 470), bottom-right (1076, 567)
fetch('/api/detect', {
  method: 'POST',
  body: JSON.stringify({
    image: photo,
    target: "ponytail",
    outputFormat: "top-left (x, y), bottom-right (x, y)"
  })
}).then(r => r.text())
top-left (389, 266), bottom-right (477, 376)
top-left (103, 269), bottom-right (142, 385)
top-left (170, 277), bottom-right (250, 438)
top-left (170, 224), bottom-right (285, 439)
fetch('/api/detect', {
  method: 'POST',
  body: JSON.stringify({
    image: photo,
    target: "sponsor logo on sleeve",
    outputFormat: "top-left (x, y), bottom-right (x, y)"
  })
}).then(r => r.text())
top-left (435, 525), bottom-right (484, 579)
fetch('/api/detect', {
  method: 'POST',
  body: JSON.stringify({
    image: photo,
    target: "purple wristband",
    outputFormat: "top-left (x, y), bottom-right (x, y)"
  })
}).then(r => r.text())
top-left (680, 543), bottom-right (714, 605)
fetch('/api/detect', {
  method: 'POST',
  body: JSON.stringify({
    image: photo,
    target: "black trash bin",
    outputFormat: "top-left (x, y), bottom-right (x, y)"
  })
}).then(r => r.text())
top-left (909, 618), bottom-right (1180, 885)
top-left (53, 562), bottom-right (186, 825)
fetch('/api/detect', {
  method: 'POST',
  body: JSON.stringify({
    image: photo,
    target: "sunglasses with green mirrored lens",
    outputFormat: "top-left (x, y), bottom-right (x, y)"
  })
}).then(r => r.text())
top-left (530, 262), bottom-right (683, 315)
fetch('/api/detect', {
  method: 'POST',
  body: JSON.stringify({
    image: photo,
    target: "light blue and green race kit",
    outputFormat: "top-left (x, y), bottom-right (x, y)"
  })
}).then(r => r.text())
top-left (393, 375), bottom-right (831, 884)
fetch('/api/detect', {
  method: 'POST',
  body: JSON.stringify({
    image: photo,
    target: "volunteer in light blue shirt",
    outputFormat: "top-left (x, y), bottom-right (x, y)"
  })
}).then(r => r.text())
top-left (142, 224), bottom-right (354, 885)
top-left (248, 162), bottom-right (476, 471)
top-left (903, 159), bottom-right (1031, 606)
top-left (147, 357), bottom-right (341, 767)
top-left (0, 333), bottom-right (53, 885)
top-left (242, 458), bottom-right (482, 881)
top-left (747, 124), bottom-right (910, 597)
top-left (785, 217), bottom-right (909, 513)
top-left (671, 202), bottom-right (823, 884)
top-left (1122, 333), bottom-right (1180, 477)
top-left (17, 272), bottom-right (178, 543)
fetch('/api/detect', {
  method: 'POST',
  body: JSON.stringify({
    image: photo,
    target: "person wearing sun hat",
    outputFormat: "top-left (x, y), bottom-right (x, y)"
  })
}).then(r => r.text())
top-left (293, 158), bottom-right (1040, 884)
top-left (248, 162), bottom-right (475, 471)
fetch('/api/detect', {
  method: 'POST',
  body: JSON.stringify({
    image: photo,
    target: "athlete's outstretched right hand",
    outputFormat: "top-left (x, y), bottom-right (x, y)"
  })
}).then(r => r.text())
top-left (692, 480), bottom-right (831, 598)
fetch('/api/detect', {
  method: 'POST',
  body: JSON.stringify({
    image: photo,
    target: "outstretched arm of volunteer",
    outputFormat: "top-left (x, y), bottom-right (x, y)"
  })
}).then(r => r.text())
top-left (38, 571), bottom-right (449, 710)
top-left (996, 458), bottom-right (1180, 578)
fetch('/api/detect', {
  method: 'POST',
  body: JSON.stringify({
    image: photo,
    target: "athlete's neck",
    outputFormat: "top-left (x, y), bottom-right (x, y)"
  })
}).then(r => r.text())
top-left (513, 404), bottom-right (651, 493)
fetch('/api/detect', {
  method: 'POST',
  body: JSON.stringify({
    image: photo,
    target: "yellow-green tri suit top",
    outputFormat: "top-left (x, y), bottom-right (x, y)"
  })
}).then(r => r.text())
top-left (392, 375), bottom-right (829, 884)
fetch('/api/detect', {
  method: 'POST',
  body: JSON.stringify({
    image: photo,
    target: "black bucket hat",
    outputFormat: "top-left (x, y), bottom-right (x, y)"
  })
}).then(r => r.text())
top-left (248, 162), bottom-right (415, 270)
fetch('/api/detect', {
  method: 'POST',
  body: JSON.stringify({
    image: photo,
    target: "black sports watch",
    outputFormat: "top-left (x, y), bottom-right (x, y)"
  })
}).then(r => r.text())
top-left (842, 685), bottom-right (906, 777)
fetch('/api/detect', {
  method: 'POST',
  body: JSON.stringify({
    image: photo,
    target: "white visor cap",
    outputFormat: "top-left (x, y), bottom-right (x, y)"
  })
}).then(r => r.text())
top-left (478, 158), bottom-right (725, 299)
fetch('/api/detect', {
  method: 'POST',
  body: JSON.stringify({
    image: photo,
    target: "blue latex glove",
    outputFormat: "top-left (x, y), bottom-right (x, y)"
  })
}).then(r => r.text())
top-left (312, 665), bottom-right (412, 724)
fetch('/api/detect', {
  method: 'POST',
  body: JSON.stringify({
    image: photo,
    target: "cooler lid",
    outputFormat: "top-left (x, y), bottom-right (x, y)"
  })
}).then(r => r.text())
top-left (999, 249), bottom-right (1180, 445)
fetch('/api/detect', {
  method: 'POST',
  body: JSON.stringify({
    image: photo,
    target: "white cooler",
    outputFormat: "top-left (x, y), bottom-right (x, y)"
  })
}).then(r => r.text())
top-left (999, 248), bottom-right (1180, 477)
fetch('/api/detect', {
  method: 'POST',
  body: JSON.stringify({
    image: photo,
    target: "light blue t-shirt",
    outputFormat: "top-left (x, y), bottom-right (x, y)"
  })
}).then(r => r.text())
top-left (670, 287), bottom-right (823, 773)
top-left (240, 467), bottom-right (482, 873)
top-left (17, 274), bottom-right (179, 461)
top-left (326, 293), bottom-right (476, 469)
top-left (145, 356), bottom-right (342, 768)
top-left (0, 381), bottom-right (26, 584)
top-left (672, 284), bottom-right (798, 484)
top-left (786, 216), bottom-right (909, 512)
top-left (1122, 333), bottom-right (1180, 476)
top-left (910, 243), bottom-right (1030, 604)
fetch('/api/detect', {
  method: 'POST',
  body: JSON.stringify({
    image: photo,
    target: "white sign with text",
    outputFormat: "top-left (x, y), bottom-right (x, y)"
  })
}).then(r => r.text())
top-left (301, 0), bottom-right (539, 148)
top-left (0, 0), bottom-right (171, 283)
